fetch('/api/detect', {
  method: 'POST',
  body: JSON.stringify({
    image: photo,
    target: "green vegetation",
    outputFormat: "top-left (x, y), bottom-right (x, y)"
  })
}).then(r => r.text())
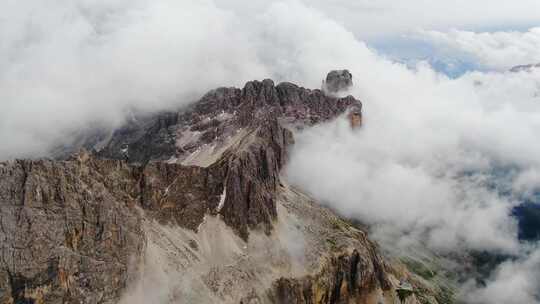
top-left (401, 257), bottom-right (438, 280)
top-left (397, 288), bottom-right (414, 302)
top-left (399, 256), bottom-right (457, 304)
top-left (326, 238), bottom-right (337, 247)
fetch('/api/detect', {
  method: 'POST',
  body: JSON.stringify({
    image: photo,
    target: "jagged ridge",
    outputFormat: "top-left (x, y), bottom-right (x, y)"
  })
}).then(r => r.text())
top-left (0, 74), bottom-right (447, 304)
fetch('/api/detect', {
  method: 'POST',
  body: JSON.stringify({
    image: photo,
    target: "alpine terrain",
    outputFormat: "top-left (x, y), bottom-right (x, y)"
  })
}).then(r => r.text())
top-left (0, 71), bottom-right (453, 304)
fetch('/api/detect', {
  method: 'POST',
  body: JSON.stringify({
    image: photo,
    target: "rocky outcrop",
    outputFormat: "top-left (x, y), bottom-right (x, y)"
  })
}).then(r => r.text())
top-left (0, 157), bottom-right (144, 303)
top-left (95, 111), bottom-right (180, 164)
top-left (83, 77), bottom-right (360, 241)
top-left (93, 78), bottom-right (360, 165)
top-left (220, 119), bottom-right (294, 240)
top-left (134, 162), bottom-right (224, 230)
top-left (323, 70), bottom-right (353, 94)
top-left (269, 249), bottom-right (391, 304)
top-left (0, 154), bottom-right (218, 303)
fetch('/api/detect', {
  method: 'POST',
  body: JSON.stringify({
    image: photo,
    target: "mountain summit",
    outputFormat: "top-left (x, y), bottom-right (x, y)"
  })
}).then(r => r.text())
top-left (0, 72), bottom-right (450, 304)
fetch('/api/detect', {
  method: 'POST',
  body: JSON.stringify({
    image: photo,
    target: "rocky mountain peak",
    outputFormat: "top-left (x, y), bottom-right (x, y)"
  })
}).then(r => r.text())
top-left (0, 72), bottom-right (447, 304)
top-left (93, 74), bottom-right (361, 165)
top-left (323, 69), bottom-right (353, 94)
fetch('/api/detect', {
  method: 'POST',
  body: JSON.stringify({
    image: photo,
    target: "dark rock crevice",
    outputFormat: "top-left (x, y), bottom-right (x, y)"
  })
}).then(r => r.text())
top-left (219, 119), bottom-right (294, 240)
top-left (18, 160), bottom-right (30, 207)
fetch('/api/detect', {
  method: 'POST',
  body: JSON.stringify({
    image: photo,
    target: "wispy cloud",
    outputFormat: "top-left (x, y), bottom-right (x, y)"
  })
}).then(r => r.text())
top-left (0, 0), bottom-right (268, 159)
top-left (416, 27), bottom-right (540, 70)
top-left (460, 247), bottom-right (540, 304)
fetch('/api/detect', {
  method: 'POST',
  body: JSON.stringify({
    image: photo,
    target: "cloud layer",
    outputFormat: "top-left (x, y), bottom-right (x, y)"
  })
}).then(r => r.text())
top-left (417, 27), bottom-right (540, 70)
top-left (2, 0), bottom-right (540, 159)
top-left (0, 0), bottom-right (269, 158)
top-left (271, 0), bottom-right (540, 39)
top-left (460, 247), bottom-right (540, 304)
top-left (287, 66), bottom-right (540, 251)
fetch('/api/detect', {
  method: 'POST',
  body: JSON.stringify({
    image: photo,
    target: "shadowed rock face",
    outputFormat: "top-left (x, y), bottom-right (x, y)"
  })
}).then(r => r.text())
top-left (0, 75), bottom-right (446, 303)
top-left (88, 79), bottom-right (360, 242)
top-left (220, 119), bottom-right (295, 240)
top-left (94, 79), bottom-right (359, 164)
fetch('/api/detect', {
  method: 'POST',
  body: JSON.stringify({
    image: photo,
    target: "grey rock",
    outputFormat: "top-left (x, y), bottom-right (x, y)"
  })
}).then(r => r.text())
top-left (93, 78), bottom-right (360, 165)
top-left (323, 70), bottom-right (353, 94)
top-left (0, 156), bottom-right (145, 303)
top-left (269, 250), bottom-right (390, 304)
top-left (220, 118), bottom-right (294, 240)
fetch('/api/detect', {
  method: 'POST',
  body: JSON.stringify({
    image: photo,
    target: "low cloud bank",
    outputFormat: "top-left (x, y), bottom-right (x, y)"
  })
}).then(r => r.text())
top-left (286, 70), bottom-right (540, 303)
top-left (285, 46), bottom-right (540, 304)
top-left (286, 65), bottom-right (540, 253)
top-left (460, 247), bottom-right (540, 304)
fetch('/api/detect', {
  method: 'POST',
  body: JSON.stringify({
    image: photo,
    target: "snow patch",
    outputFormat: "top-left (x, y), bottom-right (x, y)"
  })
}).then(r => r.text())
top-left (166, 156), bottom-right (178, 164)
top-left (197, 214), bottom-right (208, 232)
top-left (215, 110), bottom-right (233, 121)
top-left (175, 129), bottom-right (201, 148)
top-left (217, 188), bottom-right (227, 212)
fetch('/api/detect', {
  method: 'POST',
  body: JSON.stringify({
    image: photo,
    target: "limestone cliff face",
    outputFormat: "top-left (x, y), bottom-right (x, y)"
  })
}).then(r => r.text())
top-left (220, 119), bottom-right (294, 240)
top-left (0, 73), bottom-right (446, 304)
top-left (0, 157), bottom-right (144, 303)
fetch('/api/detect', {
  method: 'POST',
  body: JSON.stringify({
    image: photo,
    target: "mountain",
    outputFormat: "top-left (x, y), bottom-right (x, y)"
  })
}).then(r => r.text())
top-left (0, 71), bottom-right (453, 304)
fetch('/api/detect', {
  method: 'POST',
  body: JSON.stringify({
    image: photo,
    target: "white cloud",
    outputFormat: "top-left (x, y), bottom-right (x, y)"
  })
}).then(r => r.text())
top-left (513, 169), bottom-right (540, 197)
top-left (0, 0), bottom-right (268, 159)
top-left (282, 29), bottom-right (540, 254)
top-left (1, 0), bottom-right (539, 158)
top-left (417, 27), bottom-right (540, 70)
top-left (221, 0), bottom-right (540, 39)
top-left (460, 247), bottom-right (540, 304)
top-left (285, 116), bottom-right (524, 253)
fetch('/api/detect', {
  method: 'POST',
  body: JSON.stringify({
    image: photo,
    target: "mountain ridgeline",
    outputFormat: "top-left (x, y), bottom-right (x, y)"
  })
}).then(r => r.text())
top-left (0, 71), bottom-right (452, 304)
